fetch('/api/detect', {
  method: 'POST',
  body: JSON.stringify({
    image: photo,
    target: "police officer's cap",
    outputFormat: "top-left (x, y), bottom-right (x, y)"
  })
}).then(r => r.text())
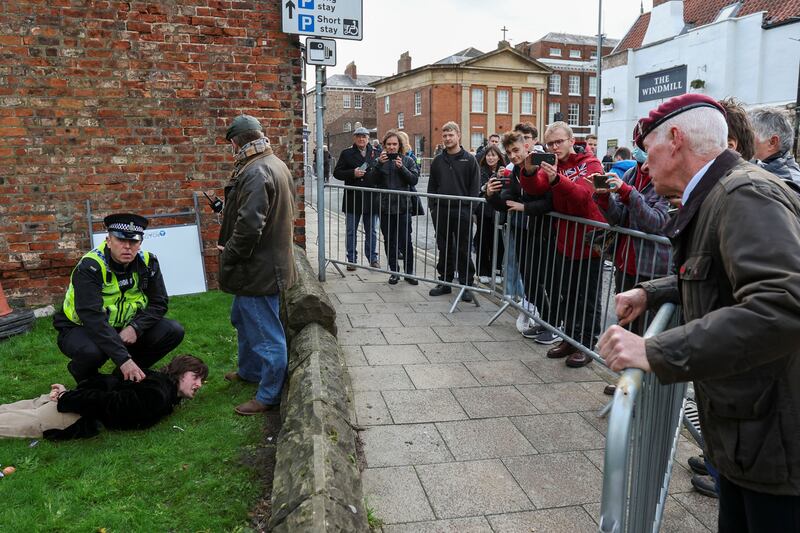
top-left (226, 114), bottom-right (263, 141)
top-left (104, 213), bottom-right (148, 242)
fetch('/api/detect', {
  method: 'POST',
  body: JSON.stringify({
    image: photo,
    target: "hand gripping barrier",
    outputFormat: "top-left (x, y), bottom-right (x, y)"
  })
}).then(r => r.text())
top-left (599, 302), bottom-right (686, 533)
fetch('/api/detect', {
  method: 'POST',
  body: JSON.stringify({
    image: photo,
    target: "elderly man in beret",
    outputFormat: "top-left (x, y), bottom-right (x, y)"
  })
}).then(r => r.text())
top-left (54, 213), bottom-right (185, 383)
top-left (218, 114), bottom-right (297, 416)
top-left (598, 94), bottom-right (800, 530)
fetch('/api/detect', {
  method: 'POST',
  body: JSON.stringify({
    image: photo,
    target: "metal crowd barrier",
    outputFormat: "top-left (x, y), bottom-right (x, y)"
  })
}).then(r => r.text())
top-left (599, 303), bottom-right (685, 533)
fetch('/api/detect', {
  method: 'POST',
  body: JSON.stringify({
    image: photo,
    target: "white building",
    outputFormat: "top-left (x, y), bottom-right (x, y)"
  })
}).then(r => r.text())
top-left (598, 0), bottom-right (800, 154)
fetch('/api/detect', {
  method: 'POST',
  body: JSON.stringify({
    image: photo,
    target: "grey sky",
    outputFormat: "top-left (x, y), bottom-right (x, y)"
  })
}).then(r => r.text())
top-left (303, 0), bottom-right (653, 79)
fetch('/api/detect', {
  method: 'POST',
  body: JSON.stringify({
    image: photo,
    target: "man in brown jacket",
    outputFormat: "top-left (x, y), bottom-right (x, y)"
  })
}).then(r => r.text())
top-left (599, 94), bottom-right (800, 532)
top-left (218, 114), bottom-right (297, 416)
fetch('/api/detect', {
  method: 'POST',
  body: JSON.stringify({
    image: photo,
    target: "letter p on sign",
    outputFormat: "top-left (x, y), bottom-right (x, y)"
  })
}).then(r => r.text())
top-left (299, 0), bottom-right (314, 7)
top-left (299, 14), bottom-right (314, 32)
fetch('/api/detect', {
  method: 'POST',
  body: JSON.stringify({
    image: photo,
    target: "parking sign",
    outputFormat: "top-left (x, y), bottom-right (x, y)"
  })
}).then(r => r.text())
top-left (281, 0), bottom-right (363, 41)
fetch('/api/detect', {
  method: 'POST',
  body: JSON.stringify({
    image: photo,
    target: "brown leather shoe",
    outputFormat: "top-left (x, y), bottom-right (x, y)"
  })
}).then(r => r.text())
top-left (224, 371), bottom-right (256, 383)
top-left (234, 399), bottom-right (279, 416)
top-left (546, 340), bottom-right (579, 359)
top-left (566, 351), bottom-right (592, 368)
top-left (346, 265), bottom-right (357, 271)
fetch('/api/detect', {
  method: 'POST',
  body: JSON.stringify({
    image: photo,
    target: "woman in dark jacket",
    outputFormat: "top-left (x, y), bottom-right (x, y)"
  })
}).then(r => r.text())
top-left (373, 131), bottom-right (420, 285)
top-left (475, 145), bottom-right (505, 283)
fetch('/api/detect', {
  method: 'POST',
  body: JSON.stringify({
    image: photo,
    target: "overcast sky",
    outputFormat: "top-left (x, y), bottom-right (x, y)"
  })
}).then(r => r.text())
top-left (303, 0), bottom-right (654, 79)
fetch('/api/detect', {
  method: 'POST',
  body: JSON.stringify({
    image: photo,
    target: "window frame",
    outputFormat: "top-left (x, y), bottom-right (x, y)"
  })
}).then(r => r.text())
top-left (549, 74), bottom-right (561, 95)
top-left (569, 49), bottom-right (581, 59)
top-left (568, 75), bottom-right (581, 96)
top-left (354, 94), bottom-right (362, 109)
top-left (343, 94), bottom-right (351, 109)
top-left (414, 91), bottom-right (422, 116)
top-left (549, 48), bottom-right (561, 57)
top-left (471, 88), bottom-right (485, 113)
top-left (589, 76), bottom-right (597, 97)
top-left (397, 112), bottom-right (404, 129)
top-left (521, 91), bottom-right (533, 115)
top-left (548, 102), bottom-right (561, 124)
top-left (496, 89), bottom-right (509, 114)
top-left (384, 96), bottom-right (390, 114)
top-left (470, 132), bottom-right (483, 151)
top-left (568, 103), bottom-right (580, 126)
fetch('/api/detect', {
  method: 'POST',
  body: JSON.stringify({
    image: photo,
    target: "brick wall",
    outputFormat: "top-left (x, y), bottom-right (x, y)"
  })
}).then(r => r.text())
top-left (0, 0), bottom-right (304, 307)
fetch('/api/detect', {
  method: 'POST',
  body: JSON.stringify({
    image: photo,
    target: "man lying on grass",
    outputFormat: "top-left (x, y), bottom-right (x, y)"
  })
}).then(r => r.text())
top-left (0, 354), bottom-right (208, 440)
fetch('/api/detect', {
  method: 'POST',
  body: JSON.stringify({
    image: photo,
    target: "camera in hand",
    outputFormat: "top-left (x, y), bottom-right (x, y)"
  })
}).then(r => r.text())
top-left (387, 153), bottom-right (399, 160)
top-left (530, 152), bottom-right (556, 166)
top-left (592, 173), bottom-right (611, 189)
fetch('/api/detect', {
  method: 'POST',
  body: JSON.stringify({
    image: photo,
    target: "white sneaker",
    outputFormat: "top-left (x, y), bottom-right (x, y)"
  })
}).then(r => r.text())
top-left (495, 275), bottom-right (503, 285)
top-left (516, 312), bottom-right (528, 333)
top-left (479, 276), bottom-right (491, 284)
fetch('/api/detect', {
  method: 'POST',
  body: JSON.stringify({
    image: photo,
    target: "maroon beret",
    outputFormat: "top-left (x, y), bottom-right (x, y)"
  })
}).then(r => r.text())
top-left (634, 94), bottom-right (726, 150)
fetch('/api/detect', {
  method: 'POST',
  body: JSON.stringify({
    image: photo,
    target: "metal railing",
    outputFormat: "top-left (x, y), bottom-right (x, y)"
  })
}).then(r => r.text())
top-left (599, 302), bottom-right (686, 533)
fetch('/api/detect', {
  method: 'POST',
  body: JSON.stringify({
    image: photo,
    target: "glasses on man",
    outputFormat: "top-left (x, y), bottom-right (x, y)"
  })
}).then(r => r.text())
top-left (545, 138), bottom-right (569, 149)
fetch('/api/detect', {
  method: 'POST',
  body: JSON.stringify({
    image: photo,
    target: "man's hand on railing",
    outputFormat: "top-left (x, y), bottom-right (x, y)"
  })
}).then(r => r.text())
top-left (598, 325), bottom-right (651, 373)
top-left (615, 288), bottom-right (647, 326)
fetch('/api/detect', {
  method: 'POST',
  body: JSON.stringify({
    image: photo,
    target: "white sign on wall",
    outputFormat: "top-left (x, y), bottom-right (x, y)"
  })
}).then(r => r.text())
top-left (92, 224), bottom-right (207, 296)
top-left (281, 0), bottom-right (363, 40)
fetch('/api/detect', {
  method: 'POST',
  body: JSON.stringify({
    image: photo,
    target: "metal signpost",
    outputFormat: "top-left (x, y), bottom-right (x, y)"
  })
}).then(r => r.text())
top-left (282, 0), bottom-right (363, 281)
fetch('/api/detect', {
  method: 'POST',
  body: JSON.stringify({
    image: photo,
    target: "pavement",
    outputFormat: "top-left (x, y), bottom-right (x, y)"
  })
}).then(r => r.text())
top-left (304, 203), bottom-right (718, 532)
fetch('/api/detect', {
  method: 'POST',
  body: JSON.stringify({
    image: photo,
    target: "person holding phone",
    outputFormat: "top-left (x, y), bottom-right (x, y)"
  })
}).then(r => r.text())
top-left (373, 131), bottom-right (420, 285)
top-left (476, 145), bottom-right (506, 284)
top-left (519, 121), bottom-right (605, 367)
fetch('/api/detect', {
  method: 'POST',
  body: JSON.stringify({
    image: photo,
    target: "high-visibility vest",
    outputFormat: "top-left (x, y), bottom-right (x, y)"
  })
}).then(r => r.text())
top-left (62, 241), bottom-right (151, 328)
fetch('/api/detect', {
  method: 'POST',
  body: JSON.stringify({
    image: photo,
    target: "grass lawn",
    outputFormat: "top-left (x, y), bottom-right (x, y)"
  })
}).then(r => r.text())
top-left (0, 290), bottom-right (271, 532)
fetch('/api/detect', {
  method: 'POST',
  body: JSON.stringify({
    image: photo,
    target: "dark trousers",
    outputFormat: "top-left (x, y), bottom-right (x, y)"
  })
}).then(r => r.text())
top-left (474, 214), bottom-right (502, 277)
top-left (380, 211), bottom-right (414, 274)
top-left (515, 221), bottom-right (558, 325)
top-left (718, 476), bottom-right (800, 533)
top-left (432, 207), bottom-right (475, 285)
top-left (57, 318), bottom-right (185, 383)
top-left (552, 253), bottom-right (603, 347)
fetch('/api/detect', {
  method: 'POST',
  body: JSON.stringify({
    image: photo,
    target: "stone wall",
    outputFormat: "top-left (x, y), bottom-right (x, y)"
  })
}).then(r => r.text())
top-left (0, 0), bottom-right (305, 307)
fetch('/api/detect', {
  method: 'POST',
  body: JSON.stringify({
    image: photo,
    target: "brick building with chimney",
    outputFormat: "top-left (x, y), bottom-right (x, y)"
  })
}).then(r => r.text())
top-left (371, 43), bottom-right (551, 158)
top-left (0, 1), bottom-right (305, 307)
top-left (516, 33), bottom-right (618, 140)
top-left (305, 61), bottom-right (382, 161)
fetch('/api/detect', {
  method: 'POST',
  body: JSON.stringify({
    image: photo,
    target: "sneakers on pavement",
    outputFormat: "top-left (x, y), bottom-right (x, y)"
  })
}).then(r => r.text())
top-left (478, 276), bottom-right (491, 284)
top-left (429, 284), bottom-right (452, 296)
top-left (388, 274), bottom-right (400, 285)
top-left (370, 261), bottom-right (380, 268)
top-left (461, 290), bottom-right (473, 303)
top-left (405, 276), bottom-right (419, 285)
top-left (346, 265), bottom-right (357, 271)
top-left (515, 312), bottom-right (529, 333)
top-left (521, 323), bottom-right (545, 339)
top-left (533, 328), bottom-right (561, 345)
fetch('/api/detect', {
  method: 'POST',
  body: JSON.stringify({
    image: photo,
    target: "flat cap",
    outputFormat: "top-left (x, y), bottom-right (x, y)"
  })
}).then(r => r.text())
top-left (225, 114), bottom-right (263, 141)
top-left (353, 127), bottom-right (370, 136)
top-left (104, 213), bottom-right (148, 241)
top-left (634, 94), bottom-right (726, 150)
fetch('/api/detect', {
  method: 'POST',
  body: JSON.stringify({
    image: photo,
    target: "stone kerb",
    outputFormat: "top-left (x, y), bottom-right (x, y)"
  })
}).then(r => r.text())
top-left (270, 248), bottom-right (368, 532)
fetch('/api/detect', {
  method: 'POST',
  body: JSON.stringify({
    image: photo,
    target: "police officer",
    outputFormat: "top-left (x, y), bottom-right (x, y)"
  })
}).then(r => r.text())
top-left (53, 213), bottom-right (185, 383)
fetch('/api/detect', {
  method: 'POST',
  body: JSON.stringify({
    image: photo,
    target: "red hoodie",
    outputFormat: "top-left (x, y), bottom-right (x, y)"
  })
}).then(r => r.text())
top-left (519, 151), bottom-right (605, 259)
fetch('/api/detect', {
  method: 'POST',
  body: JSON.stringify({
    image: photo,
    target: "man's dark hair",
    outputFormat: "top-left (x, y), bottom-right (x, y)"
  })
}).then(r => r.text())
top-left (502, 131), bottom-right (525, 150)
top-left (719, 97), bottom-right (755, 161)
top-left (232, 130), bottom-right (265, 148)
top-left (161, 354), bottom-right (209, 381)
top-left (513, 122), bottom-right (538, 140)
top-left (614, 146), bottom-right (632, 160)
top-left (489, 133), bottom-right (501, 141)
top-left (586, 134), bottom-right (598, 141)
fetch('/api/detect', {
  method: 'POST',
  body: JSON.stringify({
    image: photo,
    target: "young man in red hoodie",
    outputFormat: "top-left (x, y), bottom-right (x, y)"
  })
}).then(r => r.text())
top-left (519, 121), bottom-right (605, 367)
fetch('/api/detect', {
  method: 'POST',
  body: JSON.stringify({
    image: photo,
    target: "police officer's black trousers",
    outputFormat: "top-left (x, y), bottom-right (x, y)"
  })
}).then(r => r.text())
top-left (57, 318), bottom-right (185, 383)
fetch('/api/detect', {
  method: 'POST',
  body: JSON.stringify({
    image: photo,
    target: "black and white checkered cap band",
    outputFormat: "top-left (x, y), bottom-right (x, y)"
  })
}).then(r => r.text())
top-left (108, 221), bottom-right (144, 233)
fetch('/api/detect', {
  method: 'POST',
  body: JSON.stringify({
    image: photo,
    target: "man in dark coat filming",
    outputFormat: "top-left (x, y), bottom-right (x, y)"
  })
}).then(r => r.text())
top-left (598, 94), bottom-right (800, 532)
top-left (54, 213), bottom-right (185, 384)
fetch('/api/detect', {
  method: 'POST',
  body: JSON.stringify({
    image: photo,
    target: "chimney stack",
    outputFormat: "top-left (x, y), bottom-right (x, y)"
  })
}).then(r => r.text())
top-left (344, 61), bottom-right (357, 80)
top-left (397, 51), bottom-right (412, 74)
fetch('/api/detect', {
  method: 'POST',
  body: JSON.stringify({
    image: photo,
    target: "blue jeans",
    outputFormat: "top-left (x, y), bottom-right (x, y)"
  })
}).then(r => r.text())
top-left (345, 211), bottom-right (379, 264)
top-left (230, 294), bottom-right (287, 405)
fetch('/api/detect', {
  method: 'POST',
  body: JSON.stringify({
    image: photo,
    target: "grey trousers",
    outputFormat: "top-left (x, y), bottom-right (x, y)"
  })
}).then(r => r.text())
top-left (0, 394), bottom-right (80, 438)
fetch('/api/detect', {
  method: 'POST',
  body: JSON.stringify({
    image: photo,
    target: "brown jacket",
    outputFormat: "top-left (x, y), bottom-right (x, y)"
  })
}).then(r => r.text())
top-left (218, 144), bottom-right (297, 296)
top-left (641, 150), bottom-right (800, 495)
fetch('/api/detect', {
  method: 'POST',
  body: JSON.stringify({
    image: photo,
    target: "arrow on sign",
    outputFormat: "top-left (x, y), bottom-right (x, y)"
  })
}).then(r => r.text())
top-left (285, 0), bottom-right (296, 19)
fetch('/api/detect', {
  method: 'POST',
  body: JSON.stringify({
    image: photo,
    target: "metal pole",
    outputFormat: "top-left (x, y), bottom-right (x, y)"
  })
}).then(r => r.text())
top-left (315, 65), bottom-right (326, 281)
top-left (596, 0), bottom-right (603, 135)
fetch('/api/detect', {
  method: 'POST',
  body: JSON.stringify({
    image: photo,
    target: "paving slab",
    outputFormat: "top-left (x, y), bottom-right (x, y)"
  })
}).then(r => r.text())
top-left (511, 413), bottom-right (605, 453)
top-left (464, 360), bottom-right (543, 386)
top-left (582, 448), bottom-right (606, 472)
top-left (362, 466), bottom-right (435, 524)
top-left (416, 460), bottom-right (533, 519)
top-left (341, 345), bottom-right (368, 366)
top-left (583, 497), bottom-right (712, 532)
top-left (381, 326), bottom-right (441, 345)
top-left (452, 386), bottom-right (539, 418)
top-left (404, 363), bottom-right (480, 389)
top-left (445, 311), bottom-right (502, 326)
top-left (436, 417), bottom-right (537, 461)
top-left (348, 365), bottom-right (414, 392)
top-left (363, 344), bottom-right (427, 366)
top-left (481, 323), bottom-right (529, 341)
top-left (380, 290), bottom-right (430, 303)
top-left (487, 507), bottom-right (598, 533)
top-left (338, 327), bottom-right (387, 346)
top-left (433, 325), bottom-right (495, 343)
top-left (365, 302), bottom-right (414, 314)
top-left (347, 313), bottom-right (403, 328)
top-left (503, 452), bottom-right (603, 508)
top-left (472, 340), bottom-right (540, 361)
top-left (362, 423), bottom-right (453, 467)
top-left (396, 312), bottom-right (452, 327)
top-left (579, 410), bottom-right (609, 436)
top-left (383, 389), bottom-right (469, 423)
top-left (418, 342), bottom-right (486, 363)
top-left (337, 291), bottom-right (385, 303)
top-left (522, 356), bottom-right (604, 383)
top-left (332, 302), bottom-right (368, 315)
top-left (354, 391), bottom-right (393, 426)
top-left (672, 491), bottom-right (719, 531)
top-left (382, 516), bottom-right (492, 533)
top-left (516, 382), bottom-right (606, 414)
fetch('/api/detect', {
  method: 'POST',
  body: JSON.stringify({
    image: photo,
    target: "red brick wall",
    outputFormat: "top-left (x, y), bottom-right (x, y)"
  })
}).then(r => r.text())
top-left (0, 1), bottom-right (304, 307)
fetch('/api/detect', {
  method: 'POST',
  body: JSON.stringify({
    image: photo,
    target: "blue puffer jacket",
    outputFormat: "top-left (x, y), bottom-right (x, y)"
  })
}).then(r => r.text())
top-left (609, 159), bottom-right (637, 179)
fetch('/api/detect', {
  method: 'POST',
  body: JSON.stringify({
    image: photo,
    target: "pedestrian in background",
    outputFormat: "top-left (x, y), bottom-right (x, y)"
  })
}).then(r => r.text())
top-left (475, 144), bottom-right (505, 284)
top-left (218, 114), bottom-right (297, 416)
top-left (333, 127), bottom-right (381, 270)
top-left (372, 131), bottom-right (419, 285)
top-left (749, 106), bottom-right (800, 187)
